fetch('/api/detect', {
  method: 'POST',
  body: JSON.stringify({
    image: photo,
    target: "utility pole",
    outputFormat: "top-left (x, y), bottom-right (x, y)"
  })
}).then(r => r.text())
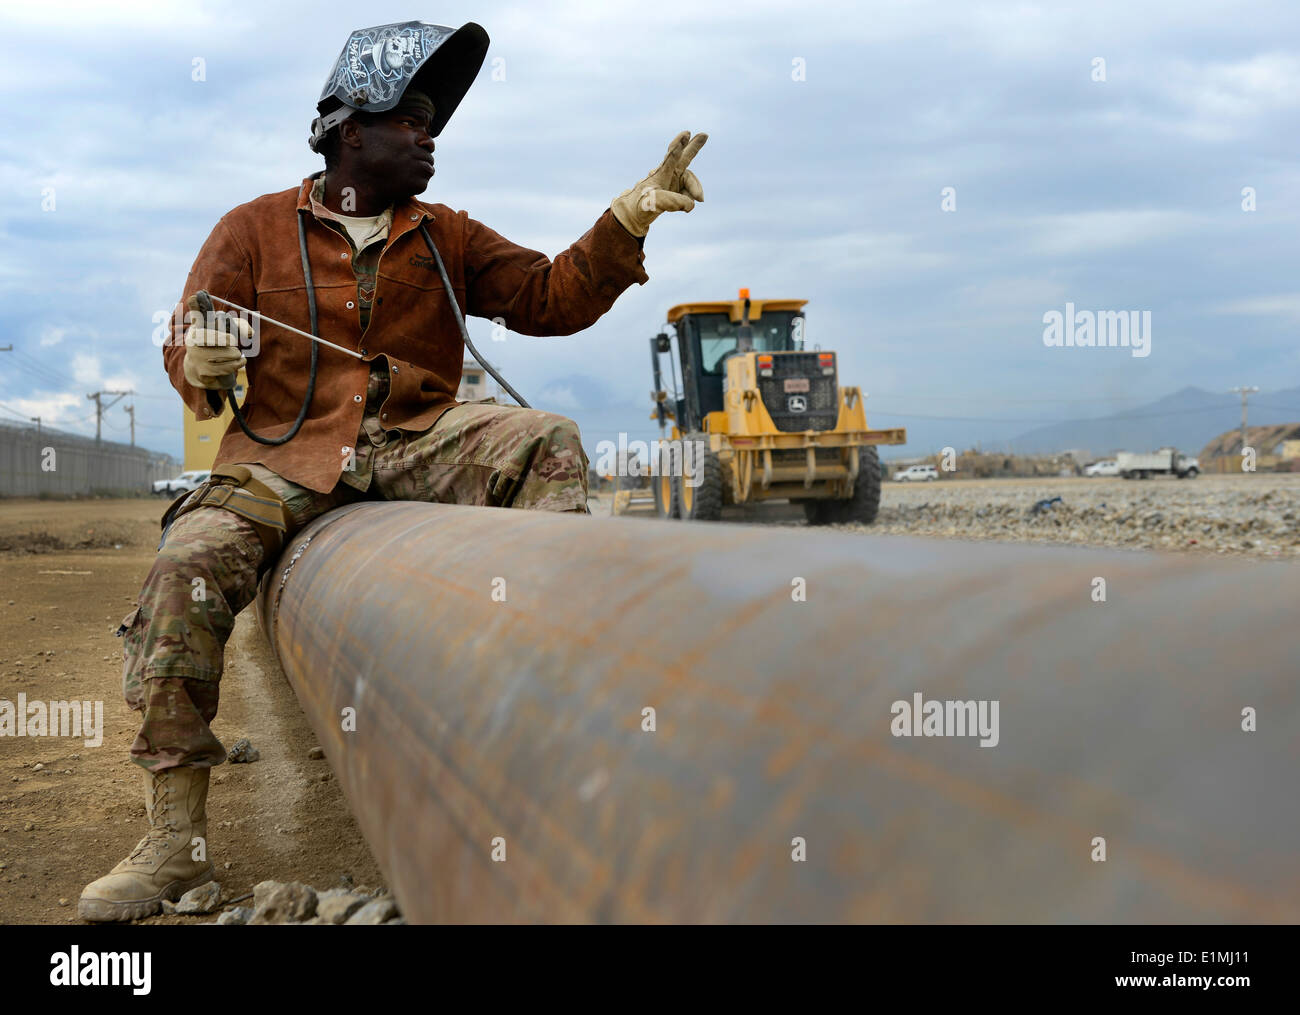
top-left (1228, 386), bottom-right (1259, 456)
top-left (87, 390), bottom-right (130, 445)
top-left (30, 416), bottom-right (40, 437)
top-left (125, 404), bottom-right (136, 446)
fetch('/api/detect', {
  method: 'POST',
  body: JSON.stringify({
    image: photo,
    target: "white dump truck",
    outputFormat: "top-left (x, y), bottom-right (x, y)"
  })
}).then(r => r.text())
top-left (1117, 448), bottom-right (1199, 479)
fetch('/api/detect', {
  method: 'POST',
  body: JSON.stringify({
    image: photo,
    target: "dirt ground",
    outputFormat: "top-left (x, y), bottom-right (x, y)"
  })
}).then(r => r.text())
top-left (0, 498), bottom-right (384, 925)
top-left (3, 480), bottom-right (1294, 924)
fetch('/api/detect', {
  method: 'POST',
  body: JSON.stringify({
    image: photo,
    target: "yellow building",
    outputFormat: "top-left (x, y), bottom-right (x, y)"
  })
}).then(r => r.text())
top-left (183, 369), bottom-right (247, 471)
top-left (183, 360), bottom-right (497, 470)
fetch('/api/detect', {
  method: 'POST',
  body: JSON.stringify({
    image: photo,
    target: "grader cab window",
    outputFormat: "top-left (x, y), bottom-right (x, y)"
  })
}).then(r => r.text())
top-left (693, 311), bottom-right (802, 374)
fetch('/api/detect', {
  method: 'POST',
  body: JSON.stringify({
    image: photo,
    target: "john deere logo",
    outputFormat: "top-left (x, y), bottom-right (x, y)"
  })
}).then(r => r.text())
top-left (787, 394), bottom-right (808, 413)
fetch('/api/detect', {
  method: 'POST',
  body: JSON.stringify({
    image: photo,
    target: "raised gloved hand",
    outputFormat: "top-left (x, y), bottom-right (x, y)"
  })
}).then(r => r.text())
top-left (182, 293), bottom-right (250, 390)
top-left (611, 131), bottom-right (707, 238)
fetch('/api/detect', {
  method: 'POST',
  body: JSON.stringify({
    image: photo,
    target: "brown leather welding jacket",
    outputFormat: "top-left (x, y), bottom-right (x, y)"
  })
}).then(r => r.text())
top-left (163, 173), bottom-right (650, 494)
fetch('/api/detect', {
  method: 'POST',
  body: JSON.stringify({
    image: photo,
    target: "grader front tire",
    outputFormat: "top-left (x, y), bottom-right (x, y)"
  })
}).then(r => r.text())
top-left (675, 434), bottom-right (723, 521)
top-left (804, 446), bottom-right (882, 526)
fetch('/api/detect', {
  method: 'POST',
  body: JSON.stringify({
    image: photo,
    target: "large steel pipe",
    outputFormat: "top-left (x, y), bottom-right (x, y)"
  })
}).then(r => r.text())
top-left (256, 501), bottom-right (1300, 922)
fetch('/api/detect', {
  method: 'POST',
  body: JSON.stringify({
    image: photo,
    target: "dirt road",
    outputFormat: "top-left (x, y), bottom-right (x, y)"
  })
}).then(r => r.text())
top-left (0, 498), bottom-right (383, 925)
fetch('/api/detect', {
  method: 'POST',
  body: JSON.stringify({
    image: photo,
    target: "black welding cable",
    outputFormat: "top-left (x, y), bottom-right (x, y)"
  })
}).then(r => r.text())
top-left (211, 208), bottom-right (320, 446)
top-left (419, 223), bottom-right (530, 409)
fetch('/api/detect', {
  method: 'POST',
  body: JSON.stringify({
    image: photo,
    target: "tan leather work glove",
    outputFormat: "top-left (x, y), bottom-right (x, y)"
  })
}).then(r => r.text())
top-left (182, 293), bottom-right (250, 390)
top-left (610, 130), bottom-right (708, 237)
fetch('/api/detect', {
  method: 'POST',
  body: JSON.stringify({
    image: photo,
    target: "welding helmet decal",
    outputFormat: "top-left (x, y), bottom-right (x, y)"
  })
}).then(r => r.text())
top-left (310, 20), bottom-right (489, 151)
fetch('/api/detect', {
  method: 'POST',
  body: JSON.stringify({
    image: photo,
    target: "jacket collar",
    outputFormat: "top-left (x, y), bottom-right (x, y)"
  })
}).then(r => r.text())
top-left (296, 173), bottom-right (435, 254)
top-left (295, 173), bottom-right (434, 225)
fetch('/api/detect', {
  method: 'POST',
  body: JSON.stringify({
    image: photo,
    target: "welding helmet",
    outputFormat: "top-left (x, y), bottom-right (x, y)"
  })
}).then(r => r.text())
top-left (309, 21), bottom-right (489, 152)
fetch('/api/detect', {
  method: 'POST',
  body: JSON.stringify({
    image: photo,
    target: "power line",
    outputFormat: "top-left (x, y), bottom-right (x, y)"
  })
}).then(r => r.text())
top-left (0, 400), bottom-right (97, 430)
top-left (5, 352), bottom-right (74, 390)
top-left (11, 348), bottom-right (79, 385)
top-left (0, 399), bottom-right (94, 425)
top-left (16, 346), bottom-right (75, 375)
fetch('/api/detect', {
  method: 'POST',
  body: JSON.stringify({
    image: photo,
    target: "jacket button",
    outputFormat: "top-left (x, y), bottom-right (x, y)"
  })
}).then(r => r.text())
top-left (346, 301), bottom-right (355, 309)
top-left (341, 445), bottom-right (352, 455)
top-left (353, 395), bottom-right (362, 403)
top-left (391, 365), bottom-right (399, 373)
top-left (382, 413), bottom-right (388, 420)
top-left (410, 214), bottom-right (419, 221)
top-left (360, 348), bottom-right (367, 356)
top-left (340, 252), bottom-right (349, 260)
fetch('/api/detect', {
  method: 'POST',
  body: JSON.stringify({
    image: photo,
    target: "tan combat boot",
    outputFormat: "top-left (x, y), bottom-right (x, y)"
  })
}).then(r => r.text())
top-left (78, 765), bottom-right (215, 922)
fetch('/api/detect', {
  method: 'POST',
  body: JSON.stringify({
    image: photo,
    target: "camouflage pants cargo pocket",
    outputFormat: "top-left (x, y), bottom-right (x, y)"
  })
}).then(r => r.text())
top-left (374, 402), bottom-right (590, 512)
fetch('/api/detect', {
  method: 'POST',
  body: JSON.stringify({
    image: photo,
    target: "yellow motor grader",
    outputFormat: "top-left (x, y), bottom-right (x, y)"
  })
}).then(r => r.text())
top-left (642, 289), bottom-right (905, 523)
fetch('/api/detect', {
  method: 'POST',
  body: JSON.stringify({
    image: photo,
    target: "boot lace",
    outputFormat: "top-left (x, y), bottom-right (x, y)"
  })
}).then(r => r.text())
top-left (125, 773), bottom-right (180, 864)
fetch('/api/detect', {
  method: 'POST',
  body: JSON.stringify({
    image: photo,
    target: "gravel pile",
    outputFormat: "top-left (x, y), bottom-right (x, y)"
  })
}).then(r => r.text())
top-left (840, 476), bottom-right (1300, 558)
top-left (163, 879), bottom-right (405, 925)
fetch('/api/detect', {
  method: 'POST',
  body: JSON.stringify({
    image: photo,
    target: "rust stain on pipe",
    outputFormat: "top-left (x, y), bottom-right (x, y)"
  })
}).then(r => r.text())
top-left (256, 501), bottom-right (1300, 923)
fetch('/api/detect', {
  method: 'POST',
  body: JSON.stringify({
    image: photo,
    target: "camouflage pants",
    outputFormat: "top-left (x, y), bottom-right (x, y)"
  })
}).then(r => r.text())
top-left (120, 402), bottom-right (589, 772)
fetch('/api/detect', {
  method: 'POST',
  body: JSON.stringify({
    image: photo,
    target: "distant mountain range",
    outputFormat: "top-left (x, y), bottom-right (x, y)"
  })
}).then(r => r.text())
top-left (529, 374), bottom-right (1300, 463)
top-left (999, 386), bottom-right (1300, 458)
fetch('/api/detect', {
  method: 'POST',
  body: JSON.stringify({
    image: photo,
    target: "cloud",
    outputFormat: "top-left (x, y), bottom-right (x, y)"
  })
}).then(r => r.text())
top-left (1211, 294), bottom-right (1300, 321)
top-left (2, 392), bottom-right (87, 430)
top-left (71, 353), bottom-right (100, 386)
top-left (535, 383), bottom-right (580, 411)
top-left (5, 0), bottom-right (1300, 460)
top-left (1163, 52), bottom-right (1300, 119)
top-left (1021, 210), bottom-right (1204, 258)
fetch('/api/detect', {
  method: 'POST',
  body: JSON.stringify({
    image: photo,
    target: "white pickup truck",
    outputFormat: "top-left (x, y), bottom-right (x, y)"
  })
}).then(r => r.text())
top-left (1116, 449), bottom-right (1199, 479)
top-left (893, 464), bottom-right (939, 482)
top-left (153, 470), bottom-right (211, 496)
top-left (1084, 459), bottom-right (1121, 477)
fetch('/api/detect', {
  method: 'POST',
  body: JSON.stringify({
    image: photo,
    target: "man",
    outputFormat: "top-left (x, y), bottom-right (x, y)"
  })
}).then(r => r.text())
top-left (78, 19), bottom-right (706, 922)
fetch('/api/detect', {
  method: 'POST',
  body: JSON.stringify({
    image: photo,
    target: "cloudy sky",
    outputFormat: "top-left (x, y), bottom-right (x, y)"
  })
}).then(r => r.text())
top-left (2, 0), bottom-right (1299, 460)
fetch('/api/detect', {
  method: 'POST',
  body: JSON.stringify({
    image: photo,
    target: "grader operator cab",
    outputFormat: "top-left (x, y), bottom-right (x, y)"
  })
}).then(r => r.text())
top-left (645, 289), bottom-right (905, 523)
